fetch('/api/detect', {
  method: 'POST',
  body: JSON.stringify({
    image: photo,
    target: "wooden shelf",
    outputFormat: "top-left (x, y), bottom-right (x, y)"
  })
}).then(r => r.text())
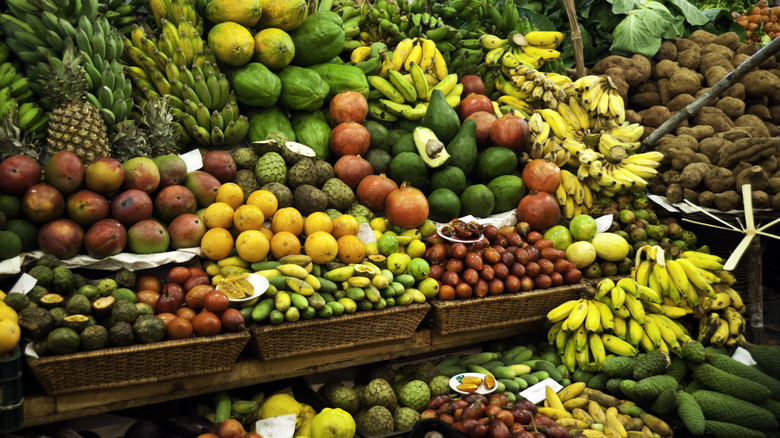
top-left (22, 320), bottom-right (546, 427)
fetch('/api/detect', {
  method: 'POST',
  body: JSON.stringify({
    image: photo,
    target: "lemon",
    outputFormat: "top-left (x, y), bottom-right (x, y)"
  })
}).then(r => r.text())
top-left (406, 240), bottom-right (426, 259)
top-left (370, 217), bottom-right (388, 232)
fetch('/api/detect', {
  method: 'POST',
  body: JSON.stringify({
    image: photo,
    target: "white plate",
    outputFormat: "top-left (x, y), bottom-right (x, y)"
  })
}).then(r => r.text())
top-left (437, 226), bottom-right (483, 244)
top-left (218, 273), bottom-right (269, 302)
top-left (449, 372), bottom-right (497, 395)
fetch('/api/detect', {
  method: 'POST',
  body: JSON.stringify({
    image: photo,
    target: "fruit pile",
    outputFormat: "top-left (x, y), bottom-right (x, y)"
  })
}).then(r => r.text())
top-left (732, 0), bottom-right (780, 42)
top-left (0, 288), bottom-right (20, 357)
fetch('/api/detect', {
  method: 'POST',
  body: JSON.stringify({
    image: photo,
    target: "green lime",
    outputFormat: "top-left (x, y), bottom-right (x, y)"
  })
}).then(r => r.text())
top-left (543, 225), bottom-right (574, 251)
top-left (377, 232), bottom-right (399, 256)
top-left (569, 214), bottom-right (598, 242)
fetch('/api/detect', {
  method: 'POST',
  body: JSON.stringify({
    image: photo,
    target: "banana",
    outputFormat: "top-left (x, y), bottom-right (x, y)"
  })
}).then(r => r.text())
top-left (538, 108), bottom-right (569, 139)
top-left (431, 48), bottom-right (448, 79)
top-left (380, 99), bottom-right (415, 116)
top-left (701, 292), bottom-right (731, 311)
top-left (419, 38), bottom-right (437, 72)
top-left (368, 102), bottom-right (398, 121)
top-left (548, 320), bottom-right (564, 345)
top-left (428, 73), bottom-right (457, 99)
top-left (520, 45), bottom-right (561, 62)
top-left (681, 251), bottom-right (723, 265)
top-left (556, 323), bottom-right (571, 354)
top-left (675, 258), bottom-right (717, 298)
top-left (350, 46), bottom-right (372, 63)
top-left (408, 61), bottom-right (429, 102)
top-left (403, 41), bottom-right (423, 72)
top-left (484, 46), bottom-right (507, 67)
top-left (610, 286), bottom-right (626, 310)
top-left (593, 300), bottom-right (615, 331)
top-left (575, 339), bottom-right (590, 370)
top-left (524, 31), bottom-right (565, 47)
top-left (368, 75), bottom-right (405, 104)
top-left (709, 316), bottom-right (730, 347)
top-left (575, 322), bottom-right (589, 350)
top-left (589, 333), bottom-right (606, 366)
top-left (721, 306), bottom-right (745, 337)
top-left (387, 68), bottom-right (417, 102)
top-left (714, 284), bottom-right (745, 313)
top-left (548, 299), bottom-right (581, 323)
top-left (627, 317), bottom-right (644, 346)
top-left (401, 102), bottom-right (428, 120)
top-left (564, 299), bottom-right (589, 331)
top-left (390, 38), bottom-right (413, 71)
top-left (563, 334), bottom-right (577, 371)
top-left (479, 34), bottom-right (507, 49)
top-left (602, 333), bottom-right (638, 356)
top-left (623, 293), bottom-right (645, 324)
top-left (612, 316), bottom-right (627, 339)
top-left (665, 259), bottom-right (694, 305)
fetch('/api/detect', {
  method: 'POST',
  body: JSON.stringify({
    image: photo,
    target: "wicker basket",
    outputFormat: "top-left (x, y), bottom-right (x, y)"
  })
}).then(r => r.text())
top-left (26, 331), bottom-right (250, 395)
top-left (249, 303), bottom-right (431, 361)
top-left (425, 284), bottom-right (584, 335)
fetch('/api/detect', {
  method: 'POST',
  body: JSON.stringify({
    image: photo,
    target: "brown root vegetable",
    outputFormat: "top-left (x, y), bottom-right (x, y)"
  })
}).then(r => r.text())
top-left (767, 177), bottom-right (780, 194)
top-left (605, 67), bottom-right (629, 102)
top-left (675, 38), bottom-right (699, 53)
top-left (626, 109), bottom-right (643, 124)
top-left (692, 107), bottom-right (734, 133)
top-left (765, 122), bottom-right (780, 137)
top-left (769, 105), bottom-right (780, 122)
top-left (679, 162), bottom-right (711, 189)
top-left (629, 92), bottom-right (662, 108)
top-left (705, 66), bottom-right (728, 88)
top-left (666, 184), bottom-right (684, 203)
top-left (736, 42), bottom-right (758, 56)
top-left (667, 94), bottom-right (695, 112)
top-left (676, 125), bottom-right (714, 141)
top-left (637, 82), bottom-right (659, 93)
top-left (676, 48), bottom-right (701, 71)
top-left (662, 170), bottom-right (681, 185)
top-left (715, 128), bottom-right (751, 142)
top-left (694, 153), bottom-right (712, 165)
top-left (700, 44), bottom-right (735, 63)
top-left (699, 53), bottom-right (733, 76)
top-left (713, 32), bottom-right (740, 51)
top-left (718, 138), bottom-right (780, 168)
top-left (698, 190), bottom-right (715, 208)
top-left (652, 182), bottom-right (668, 196)
top-left (734, 114), bottom-right (770, 138)
top-left (694, 86), bottom-right (710, 99)
top-left (591, 55), bottom-right (651, 87)
top-left (639, 105), bottom-right (671, 128)
top-left (747, 105), bottom-right (771, 121)
top-left (676, 134), bottom-right (699, 151)
top-left (704, 167), bottom-right (735, 193)
top-left (713, 190), bottom-right (741, 211)
top-left (642, 126), bottom-right (655, 141)
top-left (668, 68), bottom-right (701, 96)
top-left (683, 188), bottom-right (699, 203)
top-left (731, 53), bottom-right (750, 68)
top-left (657, 78), bottom-right (671, 104)
top-left (715, 96), bottom-right (745, 119)
top-left (760, 55), bottom-right (776, 70)
top-left (654, 59), bottom-right (680, 79)
top-left (758, 156), bottom-right (778, 175)
top-left (669, 147), bottom-right (697, 171)
top-left (742, 70), bottom-right (780, 98)
top-left (772, 193), bottom-right (780, 210)
top-left (655, 41), bottom-right (677, 61)
top-left (732, 161), bottom-right (754, 178)
top-left (735, 166), bottom-right (769, 192)
top-left (752, 190), bottom-right (770, 209)
top-left (720, 83), bottom-right (746, 100)
top-left (689, 30), bottom-right (717, 46)
top-left (697, 137), bottom-right (727, 163)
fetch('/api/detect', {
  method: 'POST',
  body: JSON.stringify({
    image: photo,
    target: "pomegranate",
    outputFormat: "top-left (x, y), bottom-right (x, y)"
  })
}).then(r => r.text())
top-left (521, 158), bottom-right (561, 193)
top-left (333, 154), bottom-right (373, 189)
top-left (329, 90), bottom-right (368, 124)
top-left (457, 94), bottom-right (494, 121)
top-left (356, 173), bottom-right (398, 212)
top-left (459, 74), bottom-right (486, 97)
top-left (329, 121), bottom-right (370, 156)
top-left (489, 114), bottom-right (529, 151)
top-left (466, 111), bottom-right (497, 147)
top-left (385, 182), bottom-right (429, 228)
top-left (516, 191), bottom-right (561, 232)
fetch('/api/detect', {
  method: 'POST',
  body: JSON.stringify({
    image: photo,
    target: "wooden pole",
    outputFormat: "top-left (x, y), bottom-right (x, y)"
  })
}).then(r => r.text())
top-left (562, 0), bottom-right (585, 78)
top-left (644, 35), bottom-right (780, 147)
top-left (748, 237), bottom-right (764, 343)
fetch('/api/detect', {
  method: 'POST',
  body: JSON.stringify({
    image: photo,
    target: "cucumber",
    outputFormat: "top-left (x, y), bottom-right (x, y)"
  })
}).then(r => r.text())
top-left (495, 380), bottom-right (506, 393)
top-left (492, 366), bottom-right (517, 380)
top-left (438, 364), bottom-right (465, 377)
top-left (482, 360), bottom-right (506, 371)
top-left (531, 370), bottom-right (550, 381)
top-left (513, 376), bottom-right (529, 390)
top-left (460, 352), bottom-right (496, 366)
top-left (466, 364), bottom-right (494, 376)
top-left (214, 391), bottom-right (232, 423)
top-left (251, 298), bottom-right (275, 322)
top-left (536, 360), bottom-right (564, 381)
top-left (499, 378), bottom-right (520, 392)
top-left (251, 261), bottom-right (281, 271)
top-left (519, 374), bottom-right (539, 386)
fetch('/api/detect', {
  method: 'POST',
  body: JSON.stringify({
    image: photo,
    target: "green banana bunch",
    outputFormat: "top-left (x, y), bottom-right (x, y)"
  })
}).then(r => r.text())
top-left (99, 0), bottom-right (144, 35)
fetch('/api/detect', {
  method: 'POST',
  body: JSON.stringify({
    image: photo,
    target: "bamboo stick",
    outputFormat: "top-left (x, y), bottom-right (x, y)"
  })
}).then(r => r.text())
top-left (562, 0), bottom-right (585, 78)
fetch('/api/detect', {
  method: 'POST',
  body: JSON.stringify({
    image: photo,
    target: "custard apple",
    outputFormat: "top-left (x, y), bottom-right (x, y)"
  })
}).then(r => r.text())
top-left (393, 406), bottom-right (421, 431)
top-left (294, 185), bottom-right (328, 216)
top-left (347, 202), bottom-right (374, 220)
top-left (364, 378), bottom-right (397, 410)
top-left (314, 160), bottom-right (335, 188)
top-left (365, 364), bottom-right (397, 386)
top-left (428, 375), bottom-right (450, 396)
top-left (392, 374), bottom-right (410, 396)
top-left (232, 147), bottom-right (259, 170)
top-left (318, 380), bottom-right (345, 400)
top-left (398, 380), bottom-right (431, 412)
top-left (322, 178), bottom-right (355, 211)
top-left (287, 158), bottom-right (318, 189)
top-left (261, 182), bottom-right (293, 208)
top-left (358, 405), bottom-right (394, 436)
top-left (325, 208), bottom-right (342, 220)
top-left (280, 141), bottom-right (317, 166)
top-left (255, 152), bottom-right (287, 185)
top-left (413, 361), bottom-right (441, 383)
top-left (327, 385), bottom-right (361, 414)
top-left (233, 170), bottom-right (260, 202)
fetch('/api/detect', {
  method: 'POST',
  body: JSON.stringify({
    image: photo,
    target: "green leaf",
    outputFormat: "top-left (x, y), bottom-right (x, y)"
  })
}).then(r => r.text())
top-left (590, 2), bottom-right (625, 32)
top-left (608, 0), bottom-right (640, 15)
top-left (610, 5), bottom-right (673, 56)
top-left (516, 8), bottom-right (557, 31)
top-left (663, 15), bottom-right (686, 39)
top-left (667, 0), bottom-right (710, 25)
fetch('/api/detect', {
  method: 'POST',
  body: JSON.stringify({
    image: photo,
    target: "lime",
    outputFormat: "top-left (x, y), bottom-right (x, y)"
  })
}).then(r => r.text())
top-left (377, 232), bottom-right (399, 256)
top-left (543, 225), bottom-right (573, 251)
top-left (569, 214), bottom-right (598, 242)
top-left (565, 241), bottom-right (597, 269)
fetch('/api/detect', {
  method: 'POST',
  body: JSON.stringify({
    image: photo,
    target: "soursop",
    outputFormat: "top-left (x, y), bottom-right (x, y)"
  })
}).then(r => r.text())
top-left (314, 160), bottom-right (335, 187)
top-left (392, 374), bottom-right (410, 396)
top-left (394, 406), bottom-right (421, 431)
top-left (325, 208), bottom-right (342, 220)
top-left (364, 378), bottom-right (397, 410)
top-left (398, 380), bottom-right (431, 412)
top-left (261, 182), bottom-right (293, 209)
top-left (232, 147), bottom-right (259, 170)
top-left (233, 170), bottom-right (261, 202)
top-left (347, 202), bottom-right (374, 220)
top-left (413, 361), bottom-right (441, 383)
top-left (322, 178), bottom-right (355, 211)
top-left (255, 152), bottom-right (286, 185)
top-left (327, 385), bottom-right (361, 414)
top-left (287, 158), bottom-right (318, 189)
top-left (318, 380), bottom-right (345, 401)
top-left (353, 384), bottom-right (367, 407)
top-left (280, 141), bottom-right (317, 166)
top-left (365, 364), bottom-right (397, 386)
top-left (428, 375), bottom-right (450, 396)
top-left (294, 185), bottom-right (328, 216)
top-left (358, 405), bottom-right (394, 436)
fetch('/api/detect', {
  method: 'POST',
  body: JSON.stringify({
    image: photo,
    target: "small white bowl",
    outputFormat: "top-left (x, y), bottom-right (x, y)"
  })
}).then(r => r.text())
top-left (449, 372), bottom-right (497, 395)
top-left (218, 273), bottom-right (269, 302)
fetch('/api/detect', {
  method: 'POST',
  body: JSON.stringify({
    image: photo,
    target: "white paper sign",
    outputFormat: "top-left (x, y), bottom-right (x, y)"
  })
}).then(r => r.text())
top-left (180, 149), bottom-right (203, 172)
top-left (519, 378), bottom-right (563, 405)
top-left (594, 214), bottom-right (614, 234)
top-left (255, 414), bottom-right (297, 438)
top-left (357, 222), bottom-right (376, 244)
top-left (10, 273), bottom-right (37, 294)
top-left (732, 346), bottom-right (757, 366)
top-left (647, 194), bottom-right (680, 213)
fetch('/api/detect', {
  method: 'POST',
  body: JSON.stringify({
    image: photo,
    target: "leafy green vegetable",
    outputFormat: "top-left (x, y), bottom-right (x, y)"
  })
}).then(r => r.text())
top-left (610, 2), bottom-right (675, 56)
top-left (668, 0), bottom-right (711, 25)
top-left (611, 0), bottom-right (640, 15)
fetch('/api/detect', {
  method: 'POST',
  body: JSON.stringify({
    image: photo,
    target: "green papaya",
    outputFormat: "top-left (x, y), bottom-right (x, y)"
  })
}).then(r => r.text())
top-left (227, 63), bottom-right (281, 108)
top-left (308, 63), bottom-right (369, 99)
top-left (290, 12), bottom-right (345, 66)
top-left (248, 107), bottom-right (296, 143)
top-left (277, 66), bottom-right (330, 111)
top-left (291, 110), bottom-right (331, 160)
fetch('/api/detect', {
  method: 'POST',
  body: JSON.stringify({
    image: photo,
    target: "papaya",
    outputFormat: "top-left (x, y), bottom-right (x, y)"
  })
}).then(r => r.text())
top-left (248, 106), bottom-right (296, 143)
top-left (289, 12), bottom-right (345, 66)
top-left (291, 110), bottom-right (331, 160)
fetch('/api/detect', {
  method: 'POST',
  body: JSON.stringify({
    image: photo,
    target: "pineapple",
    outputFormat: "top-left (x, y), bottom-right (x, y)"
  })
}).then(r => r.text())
top-left (141, 96), bottom-right (180, 157)
top-left (42, 45), bottom-right (109, 165)
top-left (110, 119), bottom-right (151, 163)
top-left (0, 112), bottom-right (45, 161)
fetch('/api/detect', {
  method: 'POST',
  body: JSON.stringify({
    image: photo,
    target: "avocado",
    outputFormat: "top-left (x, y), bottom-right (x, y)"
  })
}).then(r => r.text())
top-left (487, 175), bottom-right (527, 213)
top-left (421, 89), bottom-right (460, 144)
top-left (47, 326), bottom-right (81, 354)
top-left (389, 152), bottom-right (428, 192)
top-left (427, 188), bottom-right (462, 223)
top-left (364, 149), bottom-right (393, 175)
top-left (112, 299), bottom-right (139, 324)
top-left (110, 321), bottom-right (135, 346)
top-left (429, 166), bottom-right (468, 196)
top-left (460, 184), bottom-right (496, 218)
top-left (66, 294), bottom-right (91, 315)
top-left (363, 120), bottom-right (390, 153)
top-left (80, 325), bottom-right (109, 350)
top-left (133, 315), bottom-right (166, 344)
top-left (413, 127), bottom-right (451, 168)
top-left (115, 268), bottom-right (136, 290)
top-left (476, 147), bottom-right (518, 182)
top-left (51, 266), bottom-right (75, 295)
top-left (391, 133), bottom-right (416, 156)
top-left (445, 118), bottom-right (478, 175)
top-left (28, 265), bottom-right (54, 287)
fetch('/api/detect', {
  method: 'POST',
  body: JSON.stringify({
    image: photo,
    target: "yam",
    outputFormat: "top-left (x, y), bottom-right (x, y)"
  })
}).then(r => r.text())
top-left (667, 94), bottom-right (695, 112)
top-left (666, 183), bottom-right (684, 203)
top-left (699, 53), bottom-right (733, 76)
top-left (747, 105), bottom-right (772, 121)
top-left (684, 188), bottom-right (699, 204)
top-left (698, 137), bottom-right (727, 163)
top-left (679, 162), bottom-right (711, 189)
top-left (770, 105), bottom-right (780, 123)
top-left (731, 53), bottom-right (750, 68)
top-left (642, 126), bottom-right (655, 142)
top-left (662, 170), bottom-right (681, 186)
top-left (605, 67), bottom-right (629, 102)
top-left (636, 82), bottom-right (659, 94)
top-left (654, 60), bottom-right (680, 79)
top-left (715, 96), bottom-right (745, 119)
top-left (625, 109), bottom-right (642, 124)
top-left (720, 83), bottom-right (745, 100)
top-left (694, 87), bottom-right (711, 100)
top-left (700, 44), bottom-right (734, 63)
top-left (705, 66), bottom-right (728, 88)
top-left (704, 167), bottom-right (735, 193)
top-left (760, 55), bottom-right (776, 70)
top-left (675, 38), bottom-right (699, 53)
top-left (773, 193), bottom-right (780, 210)
top-left (694, 153), bottom-right (711, 165)
top-left (769, 69), bottom-right (780, 81)
top-left (639, 105), bottom-right (672, 128)
top-left (735, 166), bottom-right (769, 192)
top-left (677, 125), bottom-right (714, 142)
top-left (655, 41), bottom-right (678, 61)
top-left (677, 48), bottom-right (701, 71)
top-left (692, 107), bottom-right (734, 133)
top-left (651, 182), bottom-right (668, 196)
top-left (717, 138), bottom-right (780, 168)
top-left (715, 129), bottom-right (751, 142)
top-left (668, 147), bottom-right (697, 171)
top-left (767, 178), bottom-right (780, 194)
top-left (689, 30), bottom-right (717, 47)
top-left (657, 78), bottom-right (671, 105)
top-left (631, 55), bottom-right (653, 85)
top-left (713, 32), bottom-right (740, 51)
top-left (752, 190), bottom-right (770, 209)
top-left (742, 70), bottom-right (780, 98)
top-left (630, 92), bottom-right (663, 108)
top-left (765, 122), bottom-right (780, 137)
top-left (698, 190), bottom-right (715, 208)
top-left (736, 43), bottom-right (758, 56)
top-left (758, 156), bottom-right (778, 175)
top-left (668, 68), bottom-right (701, 96)
top-left (732, 161), bottom-right (754, 178)
top-left (735, 114), bottom-right (771, 138)
top-left (713, 190), bottom-right (741, 211)
top-left (676, 134), bottom-right (699, 152)
top-left (591, 55), bottom-right (650, 87)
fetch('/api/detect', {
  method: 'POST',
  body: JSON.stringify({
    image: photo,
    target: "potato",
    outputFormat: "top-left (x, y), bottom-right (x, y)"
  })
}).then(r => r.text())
top-left (705, 66), bottom-right (728, 88)
top-left (715, 96), bottom-right (745, 119)
top-left (735, 166), bottom-right (769, 192)
top-left (684, 188), bottom-right (699, 204)
top-left (675, 38), bottom-right (699, 53)
top-left (752, 190), bottom-right (770, 209)
top-left (695, 153), bottom-right (712, 165)
top-left (760, 55), bottom-right (776, 70)
top-left (704, 167), bottom-right (735, 193)
top-left (654, 59), bottom-right (680, 79)
top-left (736, 43), bottom-right (758, 56)
top-left (748, 96), bottom-right (769, 107)
top-left (626, 109), bottom-right (643, 124)
top-left (668, 68), bottom-right (701, 96)
top-left (767, 177), bottom-right (780, 194)
top-left (720, 83), bottom-right (746, 100)
top-left (662, 170), bottom-right (681, 185)
top-left (747, 104), bottom-right (772, 121)
top-left (716, 128), bottom-right (751, 142)
top-left (669, 147), bottom-right (697, 171)
top-left (692, 107), bottom-right (734, 133)
top-left (700, 44), bottom-right (735, 63)
top-left (642, 126), bottom-right (655, 142)
top-left (636, 82), bottom-right (659, 94)
top-left (765, 122), bottom-right (780, 137)
top-left (742, 70), bottom-right (780, 98)
top-left (631, 55), bottom-right (653, 84)
top-left (769, 68), bottom-right (780, 81)
top-left (770, 105), bottom-right (780, 123)
top-left (733, 161), bottom-right (754, 177)
top-left (699, 53), bottom-right (733, 76)
top-left (677, 125), bottom-right (714, 142)
top-left (679, 162), bottom-right (711, 189)
top-left (713, 32), bottom-right (740, 51)
top-left (758, 156), bottom-right (778, 175)
top-left (731, 53), bottom-right (750, 68)
top-left (713, 190), bottom-right (741, 211)
top-left (698, 190), bottom-right (715, 208)
top-left (629, 92), bottom-right (662, 108)
top-left (655, 41), bottom-right (678, 61)
top-left (735, 114), bottom-right (771, 138)
top-left (773, 193), bottom-right (780, 210)
top-left (676, 49), bottom-right (701, 71)
top-left (698, 137), bottom-right (727, 163)
top-left (591, 55), bottom-right (651, 87)
top-left (689, 30), bottom-right (717, 46)
top-left (657, 78), bottom-right (671, 105)
top-left (667, 94), bottom-right (695, 112)
top-left (694, 87), bottom-right (712, 100)
top-left (676, 134), bottom-right (699, 151)
top-left (666, 183), bottom-right (684, 203)
top-left (639, 105), bottom-right (671, 128)
top-left (651, 182), bottom-right (668, 196)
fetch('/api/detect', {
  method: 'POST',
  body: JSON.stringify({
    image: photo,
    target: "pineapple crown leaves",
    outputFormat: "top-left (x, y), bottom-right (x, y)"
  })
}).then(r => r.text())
top-left (140, 95), bottom-right (181, 156)
top-left (41, 44), bottom-right (90, 107)
top-left (0, 111), bottom-right (45, 162)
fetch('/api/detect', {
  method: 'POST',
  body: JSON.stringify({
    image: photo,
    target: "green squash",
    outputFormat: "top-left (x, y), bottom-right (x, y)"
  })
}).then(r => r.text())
top-left (277, 66), bottom-right (329, 111)
top-left (289, 11), bottom-right (345, 66)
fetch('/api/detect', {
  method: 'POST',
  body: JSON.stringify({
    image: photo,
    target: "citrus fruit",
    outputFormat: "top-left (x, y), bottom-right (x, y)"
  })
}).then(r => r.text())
top-left (591, 232), bottom-right (630, 262)
top-left (247, 190), bottom-right (278, 218)
top-left (216, 183), bottom-right (244, 210)
top-left (235, 230), bottom-right (270, 262)
top-left (256, 0), bottom-right (307, 31)
top-left (233, 204), bottom-right (265, 231)
top-left (377, 232), bottom-right (399, 256)
top-left (259, 226), bottom-right (274, 242)
top-left (364, 242), bottom-right (379, 255)
top-left (570, 214), bottom-right (598, 242)
top-left (206, 0), bottom-right (262, 27)
top-left (336, 235), bottom-right (366, 264)
top-left (271, 207), bottom-right (304, 235)
top-left (207, 22), bottom-right (255, 67)
top-left (564, 241), bottom-right (597, 269)
top-left (0, 304), bottom-right (18, 324)
top-left (303, 212), bottom-right (333, 235)
top-left (543, 225), bottom-right (574, 251)
top-left (332, 214), bottom-right (359, 239)
top-left (204, 202), bottom-right (235, 229)
top-left (253, 28), bottom-right (295, 70)
top-left (304, 231), bottom-right (338, 264)
top-left (270, 230), bottom-right (301, 259)
top-left (406, 239), bottom-right (426, 258)
top-left (201, 227), bottom-right (234, 260)
top-left (369, 217), bottom-right (388, 232)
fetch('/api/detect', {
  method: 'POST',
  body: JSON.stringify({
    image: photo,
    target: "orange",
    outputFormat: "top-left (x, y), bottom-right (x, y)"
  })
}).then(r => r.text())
top-left (304, 231), bottom-right (339, 264)
top-left (235, 230), bottom-right (270, 263)
top-left (247, 190), bottom-right (278, 218)
top-left (270, 230), bottom-right (301, 259)
top-left (0, 320), bottom-right (20, 355)
top-left (204, 202), bottom-right (235, 229)
top-left (201, 227), bottom-right (234, 260)
top-left (259, 226), bottom-right (274, 242)
top-left (336, 235), bottom-right (366, 264)
top-left (303, 212), bottom-right (333, 236)
top-left (216, 183), bottom-right (245, 210)
top-left (271, 207), bottom-right (304, 235)
top-left (332, 214), bottom-right (359, 239)
top-left (233, 204), bottom-right (266, 231)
